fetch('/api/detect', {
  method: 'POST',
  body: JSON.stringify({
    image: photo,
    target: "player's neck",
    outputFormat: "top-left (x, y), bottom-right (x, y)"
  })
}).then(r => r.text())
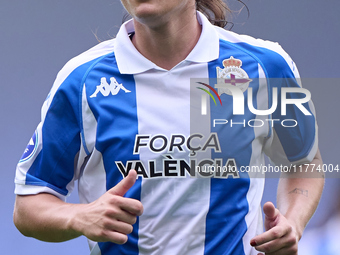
top-left (131, 11), bottom-right (201, 70)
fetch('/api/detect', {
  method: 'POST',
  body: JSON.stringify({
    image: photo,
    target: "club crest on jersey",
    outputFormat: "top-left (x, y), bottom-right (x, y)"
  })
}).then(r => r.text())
top-left (216, 56), bottom-right (252, 96)
top-left (90, 77), bottom-right (131, 98)
top-left (20, 130), bottom-right (38, 162)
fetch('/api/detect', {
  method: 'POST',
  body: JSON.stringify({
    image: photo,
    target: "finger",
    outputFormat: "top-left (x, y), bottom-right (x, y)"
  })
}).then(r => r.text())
top-left (120, 198), bottom-right (144, 216)
top-left (252, 229), bottom-right (296, 254)
top-left (259, 233), bottom-right (298, 255)
top-left (106, 202), bottom-right (138, 224)
top-left (109, 170), bottom-right (137, 197)
top-left (263, 202), bottom-right (279, 221)
top-left (263, 202), bottom-right (281, 231)
top-left (254, 238), bottom-right (284, 253)
top-left (116, 213), bottom-right (137, 225)
top-left (97, 230), bottom-right (129, 245)
top-left (103, 219), bottom-right (134, 235)
top-left (251, 226), bottom-right (286, 247)
top-left (109, 195), bottom-right (143, 216)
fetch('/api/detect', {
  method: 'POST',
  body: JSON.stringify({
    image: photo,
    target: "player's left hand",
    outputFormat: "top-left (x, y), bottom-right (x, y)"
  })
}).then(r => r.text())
top-left (250, 202), bottom-right (299, 255)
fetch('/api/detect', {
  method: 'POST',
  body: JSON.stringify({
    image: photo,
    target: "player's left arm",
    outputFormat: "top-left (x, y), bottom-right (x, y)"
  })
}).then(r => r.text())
top-left (251, 149), bottom-right (324, 255)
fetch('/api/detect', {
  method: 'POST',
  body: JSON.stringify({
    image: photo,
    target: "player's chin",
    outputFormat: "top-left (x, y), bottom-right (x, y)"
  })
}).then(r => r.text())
top-left (132, 4), bottom-right (163, 19)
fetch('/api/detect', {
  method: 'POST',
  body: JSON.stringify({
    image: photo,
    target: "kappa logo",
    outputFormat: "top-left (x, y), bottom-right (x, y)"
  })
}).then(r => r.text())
top-left (90, 77), bottom-right (131, 98)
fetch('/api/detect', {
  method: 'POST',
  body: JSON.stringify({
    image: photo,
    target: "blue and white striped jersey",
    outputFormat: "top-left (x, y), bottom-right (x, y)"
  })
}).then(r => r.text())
top-left (15, 11), bottom-right (317, 255)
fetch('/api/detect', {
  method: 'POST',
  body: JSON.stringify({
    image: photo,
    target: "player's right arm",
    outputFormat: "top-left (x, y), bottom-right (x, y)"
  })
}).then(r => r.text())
top-left (13, 170), bottom-right (143, 244)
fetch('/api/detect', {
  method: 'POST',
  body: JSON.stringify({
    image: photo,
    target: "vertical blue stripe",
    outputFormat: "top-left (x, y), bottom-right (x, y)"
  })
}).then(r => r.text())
top-left (86, 54), bottom-right (141, 255)
top-left (204, 40), bottom-right (262, 254)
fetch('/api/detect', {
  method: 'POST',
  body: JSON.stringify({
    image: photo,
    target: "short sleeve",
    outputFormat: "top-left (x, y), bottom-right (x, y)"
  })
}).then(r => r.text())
top-left (263, 56), bottom-right (318, 167)
top-left (14, 67), bottom-right (83, 200)
top-left (14, 40), bottom-right (116, 200)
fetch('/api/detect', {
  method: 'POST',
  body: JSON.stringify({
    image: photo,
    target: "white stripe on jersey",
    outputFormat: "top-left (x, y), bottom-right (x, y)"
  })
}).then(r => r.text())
top-left (241, 64), bottom-right (268, 255)
top-left (135, 63), bottom-right (211, 255)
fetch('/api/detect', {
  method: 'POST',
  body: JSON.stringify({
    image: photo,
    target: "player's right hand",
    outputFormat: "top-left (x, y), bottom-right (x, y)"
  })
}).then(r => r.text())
top-left (250, 202), bottom-right (299, 255)
top-left (71, 170), bottom-right (143, 244)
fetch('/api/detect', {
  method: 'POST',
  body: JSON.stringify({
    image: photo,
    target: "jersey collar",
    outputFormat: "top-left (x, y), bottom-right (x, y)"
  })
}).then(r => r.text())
top-left (115, 11), bottom-right (220, 74)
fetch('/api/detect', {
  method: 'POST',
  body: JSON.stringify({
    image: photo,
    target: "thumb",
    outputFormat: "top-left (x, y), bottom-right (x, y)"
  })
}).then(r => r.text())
top-left (108, 170), bottom-right (137, 197)
top-left (263, 202), bottom-right (278, 219)
top-left (263, 201), bottom-right (279, 230)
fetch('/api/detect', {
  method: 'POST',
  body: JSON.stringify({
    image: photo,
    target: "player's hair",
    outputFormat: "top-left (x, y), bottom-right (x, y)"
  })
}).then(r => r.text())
top-left (196, 0), bottom-right (230, 28)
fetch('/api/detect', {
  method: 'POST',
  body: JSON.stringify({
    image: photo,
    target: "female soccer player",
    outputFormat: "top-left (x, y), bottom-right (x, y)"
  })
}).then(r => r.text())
top-left (14, 0), bottom-right (324, 254)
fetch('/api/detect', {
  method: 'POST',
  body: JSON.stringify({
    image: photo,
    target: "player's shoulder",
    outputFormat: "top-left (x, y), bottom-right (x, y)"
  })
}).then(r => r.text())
top-left (214, 26), bottom-right (296, 77)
